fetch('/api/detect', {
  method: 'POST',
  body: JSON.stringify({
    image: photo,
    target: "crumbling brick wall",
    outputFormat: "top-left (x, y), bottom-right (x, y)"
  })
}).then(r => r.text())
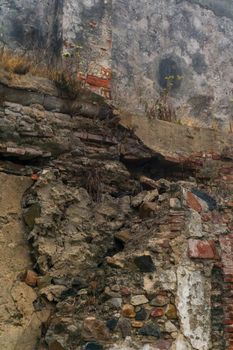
top-left (0, 70), bottom-right (232, 349)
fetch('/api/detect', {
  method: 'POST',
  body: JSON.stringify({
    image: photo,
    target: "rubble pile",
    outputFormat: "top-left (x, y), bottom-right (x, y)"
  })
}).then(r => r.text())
top-left (0, 71), bottom-right (232, 350)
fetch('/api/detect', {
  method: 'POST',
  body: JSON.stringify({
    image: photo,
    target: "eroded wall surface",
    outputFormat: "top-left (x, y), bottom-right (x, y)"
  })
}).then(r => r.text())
top-left (0, 0), bottom-right (63, 63)
top-left (0, 70), bottom-right (232, 350)
top-left (112, 0), bottom-right (233, 131)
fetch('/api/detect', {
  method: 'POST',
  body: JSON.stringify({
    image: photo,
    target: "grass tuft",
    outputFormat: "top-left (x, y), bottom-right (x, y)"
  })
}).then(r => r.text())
top-left (0, 48), bottom-right (83, 98)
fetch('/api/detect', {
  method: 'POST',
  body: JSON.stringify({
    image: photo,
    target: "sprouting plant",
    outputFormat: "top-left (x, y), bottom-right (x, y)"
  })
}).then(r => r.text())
top-left (146, 75), bottom-right (183, 122)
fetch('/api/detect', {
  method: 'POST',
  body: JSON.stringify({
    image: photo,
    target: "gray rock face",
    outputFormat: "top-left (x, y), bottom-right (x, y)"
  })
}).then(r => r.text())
top-left (0, 0), bottom-right (63, 63)
top-left (1, 0), bottom-right (233, 130)
top-left (112, 0), bottom-right (233, 131)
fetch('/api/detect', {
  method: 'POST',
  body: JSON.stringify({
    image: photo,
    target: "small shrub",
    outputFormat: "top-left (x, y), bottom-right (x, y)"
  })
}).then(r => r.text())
top-left (146, 75), bottom-right (183, 122)
top-left (0, 48), bottom-right (84, 98)
top-left (147, 93), bottom-right (176, 122)
top-left (48, 69), bottom-right (81, 99)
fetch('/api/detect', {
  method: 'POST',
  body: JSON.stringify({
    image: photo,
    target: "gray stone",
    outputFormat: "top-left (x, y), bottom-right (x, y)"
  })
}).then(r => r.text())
top-left (108, 298), bottom-right (122, 308)
top-left (131, 295), bottom-right (149, 306)
top-left (138, 324), bottom-right (160, 338)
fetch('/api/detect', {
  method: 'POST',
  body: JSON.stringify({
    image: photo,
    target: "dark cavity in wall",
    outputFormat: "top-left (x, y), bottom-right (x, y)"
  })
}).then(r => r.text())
top-left (192, 52), bottom-right (207, 75)
top-left (10, 15), bottom-right (45, 50)
top-left (9, 0), bottom-right (64, 65)
top-left (158, 58), bottom-right (182, 90)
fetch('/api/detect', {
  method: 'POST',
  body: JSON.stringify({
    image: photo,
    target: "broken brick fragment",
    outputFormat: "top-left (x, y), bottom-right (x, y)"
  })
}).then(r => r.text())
top-left (188, 239), bottom-right (219, 260)
top-left (24, 269), bottom-right (38, 287)
top-left (186, 191), bottom-right (202, 213)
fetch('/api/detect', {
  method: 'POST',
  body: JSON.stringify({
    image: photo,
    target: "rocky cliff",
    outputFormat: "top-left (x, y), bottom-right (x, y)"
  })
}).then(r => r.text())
top-left (0, 68), bottom-right (232, 350)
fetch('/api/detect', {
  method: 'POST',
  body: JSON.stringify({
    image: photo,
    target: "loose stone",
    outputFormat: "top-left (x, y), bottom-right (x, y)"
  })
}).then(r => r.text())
top-left (138, 323), bottom-right (160, 338)
top-left (122, 304), bottom-right (136, 318)
top-left (131, 295), bottom-right (149, 306)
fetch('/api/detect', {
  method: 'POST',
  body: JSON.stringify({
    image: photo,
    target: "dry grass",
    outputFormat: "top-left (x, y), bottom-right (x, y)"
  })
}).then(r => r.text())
top-left (0, 48), bottom-right (82, 98)
top-left (0, 49), bottom-right (32, 75)
top-left (47, 69), bottom-right (82, 98)
top-left (147, 93), bottom-right (176, 122)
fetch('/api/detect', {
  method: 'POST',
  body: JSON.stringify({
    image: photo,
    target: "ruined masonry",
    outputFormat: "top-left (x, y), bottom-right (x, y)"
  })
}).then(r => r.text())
top-left (1, 0), bottom-right (233, 131)
top-left (0, 68), bottom-right (232, 350)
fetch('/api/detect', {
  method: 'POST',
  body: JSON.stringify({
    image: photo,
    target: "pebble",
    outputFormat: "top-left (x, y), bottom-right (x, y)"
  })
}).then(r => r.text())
top-left (139, 202), bottom-right (159, 219)
top-left (121, 287), bottom-right (131, 296)
top-left (104, 287), bottom-right (121, 298)
top-left (82, 317), bottom-right (110, 341)
top-left (106, 318), bottom-right (118, 331)
top-left (131, 320), bottom-right (144, 328)
top-left (170, 198), bottom-right (181, 209)
top-left (150, 295), bottom-right (169, 307)
top-left (24, 269), bottom-right (38, 287)
top-left (131, 295), bottom-right (149, 306)
top-left (143, 189), bottom-right (159, 202)
top-left (135, 307), bottom-right (147, 321)
top-left (108, 297), bottom-right (122, 308)
top-left (114, 230), bottom-right (130, 244)
top-left (165, 304), bottom-right (177, 319)
top-left (138, 324), bottom-right (160, 338)
top-left (165, 320), bottom-right (177, 333)
top-left (117, 317), bottom-right (132, 338)
top-left (106, 257), bottom-right (124, 269)
top-left (122, 304), bottom-right (136, 318)
top-left (151, 307), bottom-right (164, 318)
top-left (84, 343), bottom-right (103, 350)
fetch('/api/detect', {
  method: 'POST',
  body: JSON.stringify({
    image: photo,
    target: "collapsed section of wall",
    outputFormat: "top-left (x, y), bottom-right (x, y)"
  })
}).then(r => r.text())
top-left (0, 71), bottom-right (232, 350)
top-left (1, 0), bottom-right (232, 130)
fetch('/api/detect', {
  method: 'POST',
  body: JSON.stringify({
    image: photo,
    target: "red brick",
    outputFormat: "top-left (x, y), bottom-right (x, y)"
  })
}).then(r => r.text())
top-left (86, 75), bottom-right (110, 88)
top-left (201, 213), bottom-right (212, 222)
top-left (224, 284), bottom-right (233, 290)
top-left (220, 167), bottom-right (233, 175)
top-left (220, 236), bottom-right (233, 274)
top-left (151, 307), bottom-right (164, 318)
top-left (222, 175), bottom-right (233, 182)
top-left (224, 278), bottom-right (233, 283)
top-left (186, 192), bottom-right (202, 212)
top-left (226, 202), bottom-right (233, 208)
top-left (188, 239), bottom-right (219, 259)
top-left (225, 320), bottom-right (233, 325)
top-left (225, 326), bottom-right (233, 333)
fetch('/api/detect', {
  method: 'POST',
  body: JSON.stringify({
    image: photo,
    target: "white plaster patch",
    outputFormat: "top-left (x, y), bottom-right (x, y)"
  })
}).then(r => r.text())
top-left (187, 38), bottom-right (200, 54)
top-left (187, 209), bottom-right (203, 237)
top-left (176, 267), bottom-right (211, 350)
top-left (159, 269), bottom-right (177, 290)
top-left (171, 334), bottom-right (193, 350)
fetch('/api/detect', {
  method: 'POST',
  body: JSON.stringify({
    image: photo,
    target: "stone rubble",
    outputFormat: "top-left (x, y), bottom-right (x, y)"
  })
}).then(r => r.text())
top-left (0, 72), bottom-right (232, 350)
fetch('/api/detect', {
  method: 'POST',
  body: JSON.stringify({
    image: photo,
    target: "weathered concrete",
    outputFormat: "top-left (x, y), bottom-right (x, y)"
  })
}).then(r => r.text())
top-left (177, 267), bottom-right (211, 350)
